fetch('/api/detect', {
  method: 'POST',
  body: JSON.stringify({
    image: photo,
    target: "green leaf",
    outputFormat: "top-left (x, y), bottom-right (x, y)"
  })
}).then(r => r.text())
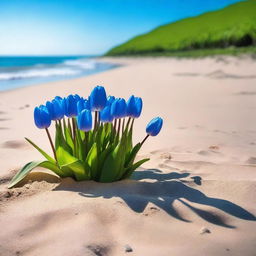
top-left (125, 143), bottom-right (142, 168)
top-left (100, 139), bottom-right (126, 182)
top-left (25, 137), bottom-right (55, 163)
top-left (61, 160), bottom-right (89, 181)
top-left (64, 124), bottom-right (74, 151)
top-left (56, 146), bottom-right (78, 166)
top-left (8, 160), bottom-right (63, 188)
top-left (55, 122), bottom-right (73, 155)
top-left (85, 142), bottom-right (98, 180)
top-left (122, 158), bottom-right (150, 179)
top-left (96, 144), bottom-right (114, 180)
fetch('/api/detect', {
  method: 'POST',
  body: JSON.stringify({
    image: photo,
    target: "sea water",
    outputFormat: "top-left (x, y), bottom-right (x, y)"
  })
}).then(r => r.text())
top-left (0, 56), bottom-right (118, 91)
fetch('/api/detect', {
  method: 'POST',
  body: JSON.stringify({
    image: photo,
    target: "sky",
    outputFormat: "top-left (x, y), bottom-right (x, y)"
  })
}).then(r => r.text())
top-left (0, 0), bottom-right (244, 56)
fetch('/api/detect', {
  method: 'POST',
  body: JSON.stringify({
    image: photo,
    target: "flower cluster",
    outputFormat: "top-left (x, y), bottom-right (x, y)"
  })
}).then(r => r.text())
top-left (9, 86), bottom-right (163, 188)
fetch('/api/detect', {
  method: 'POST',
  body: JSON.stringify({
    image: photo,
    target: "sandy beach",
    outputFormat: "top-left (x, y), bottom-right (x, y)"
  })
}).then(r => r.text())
top-left (0, 56), bottom-right (256, 256)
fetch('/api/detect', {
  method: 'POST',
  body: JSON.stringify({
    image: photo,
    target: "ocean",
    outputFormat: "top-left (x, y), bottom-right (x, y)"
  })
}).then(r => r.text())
top-left (0, 56), bottom-right (118, 91)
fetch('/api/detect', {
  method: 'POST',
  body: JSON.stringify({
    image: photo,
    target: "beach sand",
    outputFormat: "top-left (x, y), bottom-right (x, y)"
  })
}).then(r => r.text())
top-left (0, 56), bottom-right (256, 256)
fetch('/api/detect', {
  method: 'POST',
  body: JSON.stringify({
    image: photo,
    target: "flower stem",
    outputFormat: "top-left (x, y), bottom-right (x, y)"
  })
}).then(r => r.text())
top-left (94, 111), bottom-right (98, 131)
top-left (45, 128), bottom-right (57, 162)
top-left (122, 118), bottom-right (125, 133)
top-left (68, 118), bottom-right (72, 138)
top-left (117, 118), bottom-right (121, 139)
top-left (125, 117), bottom-right (131, 131)
top-left (113, 119), bottom-right (117, 131)
top-left (141, 134), bottom-right (149, 147)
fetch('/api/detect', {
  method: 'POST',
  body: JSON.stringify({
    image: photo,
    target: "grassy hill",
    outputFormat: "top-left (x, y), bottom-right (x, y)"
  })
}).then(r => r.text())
top-left (106, 0), bottom-right (256, 57)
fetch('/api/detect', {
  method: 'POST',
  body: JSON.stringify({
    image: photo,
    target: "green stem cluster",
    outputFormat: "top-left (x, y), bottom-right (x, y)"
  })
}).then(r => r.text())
top-left (9, 114), bottom-right (150, 188)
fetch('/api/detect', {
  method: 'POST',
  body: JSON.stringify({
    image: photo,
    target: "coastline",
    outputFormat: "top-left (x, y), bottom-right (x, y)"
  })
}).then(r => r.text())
top-left (1, 56), bottom-right (256, 255)
top-left (0, 56), bottom-right (119, 92)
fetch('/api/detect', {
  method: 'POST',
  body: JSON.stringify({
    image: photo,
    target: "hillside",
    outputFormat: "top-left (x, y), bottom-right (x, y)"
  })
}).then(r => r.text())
top-left (106, 0), bottom-right (256, 56)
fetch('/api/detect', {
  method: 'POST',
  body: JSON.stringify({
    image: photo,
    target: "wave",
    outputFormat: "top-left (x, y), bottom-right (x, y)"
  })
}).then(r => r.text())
top-left (63, 59), bottom-right (96, 69)
top-left (0, 57), bottom-right (115, 83)
top-left (0, 67), bottom-right (81, 81)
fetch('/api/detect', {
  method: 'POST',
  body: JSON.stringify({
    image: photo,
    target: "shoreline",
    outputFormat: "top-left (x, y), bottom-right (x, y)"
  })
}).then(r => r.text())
top-left (0, 56), bottom-right (120, 93)
top-left (1, 54), bottom-right (255, 94)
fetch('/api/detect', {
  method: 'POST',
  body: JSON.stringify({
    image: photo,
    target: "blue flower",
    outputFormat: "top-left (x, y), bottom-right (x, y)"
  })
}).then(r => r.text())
top-left (107, 96), bottom-right (115, 106)
top-left (46, 99), bottom-right (64, 120)
top-left (134, 97), bottom-right (143, 118)
top-left (111, 98), bottom-right (127, 119)
top-left (126, 96), bottom-right (143, 118)
top-left (64, 95), bottom-right (78, 117)
top-left (77, 109), bottom-right (92, 131)
top-left (77, 99), bottom-right (90, 113)
top-left (100, 105), bottom-right (114, 123)
top-left (90, 86), bottom-right (107, 111)
top-left (54, 96), bottom-right (63, 102)
top-left (34, 105), bottom-right (51, 129)
top-left (74, 94), bottom-right (81, 104)
top-left (146, 117), bottom-right (163, 136)
top-left (77, 100), bottom-right (85, 113)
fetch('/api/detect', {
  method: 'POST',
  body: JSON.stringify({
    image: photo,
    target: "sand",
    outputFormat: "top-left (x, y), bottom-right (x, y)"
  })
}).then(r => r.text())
top-left (0, 56), bottom-right (256, 256)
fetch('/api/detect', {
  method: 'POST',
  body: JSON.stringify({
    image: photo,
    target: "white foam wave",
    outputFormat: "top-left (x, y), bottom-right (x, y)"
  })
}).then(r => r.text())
top-left (0, 68), bottom-right (81, 81)
top-left (63, 59), bottom-right (96, 69)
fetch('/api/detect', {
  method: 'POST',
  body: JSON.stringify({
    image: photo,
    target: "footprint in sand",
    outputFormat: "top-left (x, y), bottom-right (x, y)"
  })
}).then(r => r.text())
top-left (178, 126), bottom-right (187, 130)
top-left (19, 104), bottom-right (30, 110)
top-left (160, 152), bottom-right (172, 160)
top-left (246, 157), bottom-right (256, 165)
top-left (206, 70), bottom-right (256, 79)
top-left (86, 244), bottom-right (111, 256)
top-left (209, 145), bottom-right (220, 151)
top-left (234, 91), bottom-right (256, 96)
top-left (2, 140), bottom-right (28, 149)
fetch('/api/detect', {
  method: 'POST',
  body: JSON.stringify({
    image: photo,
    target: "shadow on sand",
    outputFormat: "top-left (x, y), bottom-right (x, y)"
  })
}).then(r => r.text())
top-left (54, 169), bottom-right (256, 228)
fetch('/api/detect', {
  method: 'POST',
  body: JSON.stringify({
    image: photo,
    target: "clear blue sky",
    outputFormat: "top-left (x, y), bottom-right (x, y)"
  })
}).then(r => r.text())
top-left (0, 0), bottom-right (244, 56)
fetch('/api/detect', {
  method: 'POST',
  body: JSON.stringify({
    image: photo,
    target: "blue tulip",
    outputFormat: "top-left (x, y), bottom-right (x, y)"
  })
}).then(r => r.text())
top-left (55, 96), bottom-right (63, 102)
top-left (134, 97), bottom-right (143, 118)
top-left (77, 100), bottom-right (85, 113)
top-left (77, 99), bottom-right (90, 113)
top-left (64, 95), bottom-right (78, 117)
top-left (46, 100), bottom-right (64, 120)
top-left (77, 109), bottom-right (92, 131)
top-left (146, 117), bottom-right (163, 136)
top-left (126, 96), bottom-right (143, 118)
top-left (90, 86), bottom-right (107, 111)
top-left (111, 98), bottom-right (127, 119)
top-left (46, 101), bottom-right (54, 118)
top-left (107, 96), bottom-right (115, 106)
top-left (74, 94), bottom-right (81, 103)
top-left (84, 99), bottom-right (90, 110)
top-left (100, 105), bottom-right (114, 123)
top-left (34, 105), bottom-right (51, 129)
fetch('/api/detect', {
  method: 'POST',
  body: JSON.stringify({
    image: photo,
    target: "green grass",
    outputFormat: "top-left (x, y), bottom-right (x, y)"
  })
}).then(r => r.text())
top-left (106, 0), bottom-right (256, 57)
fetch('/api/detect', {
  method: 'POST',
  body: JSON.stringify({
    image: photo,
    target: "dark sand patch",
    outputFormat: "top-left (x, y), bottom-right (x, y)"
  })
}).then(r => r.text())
top-left (234, 91), bottom-right (256, 96)
top-left (207, 70), bottom-right (256, 79)
top-left (246, 157), bottom-right (256, 165)
top-left (174, 72), bottom-right (200, 77)
top-left (2, 140), bottom-right (28, 149)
